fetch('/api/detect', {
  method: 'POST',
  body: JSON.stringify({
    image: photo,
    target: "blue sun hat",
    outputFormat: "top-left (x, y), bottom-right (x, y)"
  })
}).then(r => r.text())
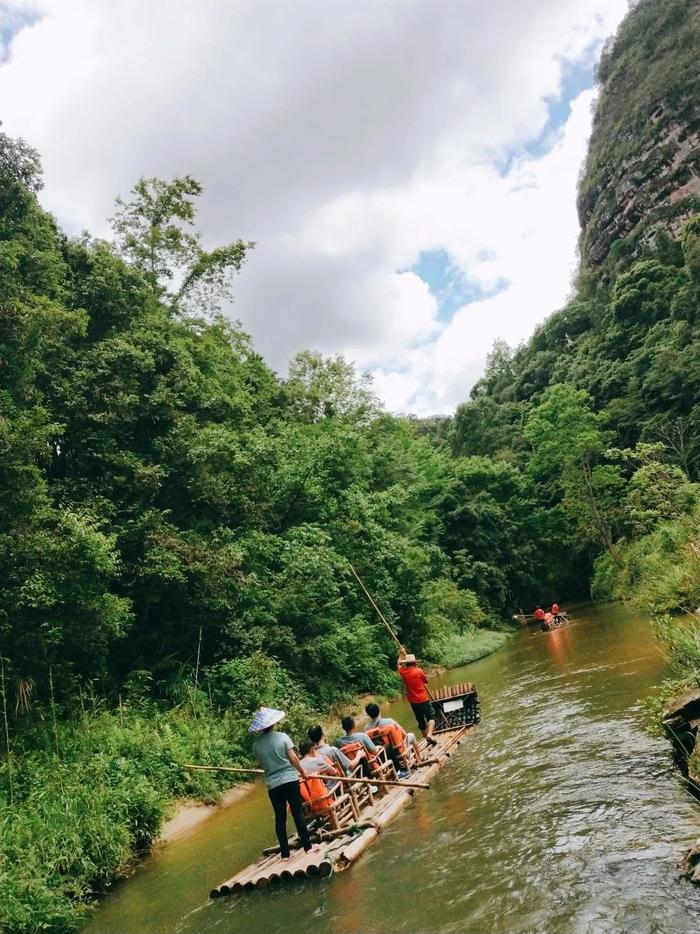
top-left (248, 706), bottom-right (286, 734)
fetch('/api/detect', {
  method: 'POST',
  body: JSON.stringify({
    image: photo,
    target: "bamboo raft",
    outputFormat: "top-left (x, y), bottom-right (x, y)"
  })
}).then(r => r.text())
top-left (210, 685), bottom-right (479, 897)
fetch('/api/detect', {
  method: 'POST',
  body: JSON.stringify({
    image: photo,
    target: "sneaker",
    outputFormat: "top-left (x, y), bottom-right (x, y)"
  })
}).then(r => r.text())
top-left (305, 844), bottom-right (321, 854)
top-left (397, 769), bottom-right (410, 780)
top-left (280, 854), bottom-right (291, 861)
top-left (370, 785), bottom-right (380, 794)
top-left (426, 736), bottom-right (438, 747)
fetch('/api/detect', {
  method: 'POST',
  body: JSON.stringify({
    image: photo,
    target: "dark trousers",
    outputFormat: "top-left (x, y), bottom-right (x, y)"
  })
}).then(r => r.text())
top-left (359, 755), bottom-right (372, 779)
top-left (267, 780), bottom-right (311, 858)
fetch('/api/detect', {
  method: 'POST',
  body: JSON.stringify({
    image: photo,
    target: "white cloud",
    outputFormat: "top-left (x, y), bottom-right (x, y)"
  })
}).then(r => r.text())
top-left (0, 0), bottom-right (629, 412)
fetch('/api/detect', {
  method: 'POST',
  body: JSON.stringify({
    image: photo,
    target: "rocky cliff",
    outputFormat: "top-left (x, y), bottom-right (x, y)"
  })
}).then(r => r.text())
top-left (578, 0), bottom-right (700, 276)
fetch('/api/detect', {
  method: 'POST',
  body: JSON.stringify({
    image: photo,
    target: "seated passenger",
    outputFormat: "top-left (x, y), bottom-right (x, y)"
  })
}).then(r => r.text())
top-left (298, 739), bottom-right (340, 791)
top-left (534, 607), bottom-right (546, 622)
top-left (338, 714), bottom-right (409, 780)
top-left (307, 724), bottom-right (365, 776)
top-left (543, 611), bottom-right (555, 630)
top-left (364, 702), bottom-right (422, 765)
top-left (336, 715), bottom-right (378, 755)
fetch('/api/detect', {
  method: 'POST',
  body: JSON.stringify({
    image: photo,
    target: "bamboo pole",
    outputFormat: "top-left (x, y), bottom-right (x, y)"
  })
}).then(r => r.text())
top-left (350, 562), bottom-right (450, 729)
top-left (317, 773), bottom-right (430, 791)
top-left (336, 789), bottom-right (413, 868)
top-left (185, 763), bottom-right (429, 789)
top-left (0, 653), bottom-right (13, 805)
top-left (213, 854), bottom-right (277, 897)
top-left (418, 726), bottom-right (469, 764)
top-left (185, 763), bottom-right (263, 775)
top-left (348, 564), bottom-right (404, 652)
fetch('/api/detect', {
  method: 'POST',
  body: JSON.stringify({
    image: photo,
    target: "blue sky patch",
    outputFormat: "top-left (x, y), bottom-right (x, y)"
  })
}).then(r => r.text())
top-left (525, 52), bottom-right (598, 158)
top-left (0, 5), bottom-right (40, 64)
top-left (407, 48), bottom-right (599, 328)
top-left (409, 248), bottom-right (509, 324)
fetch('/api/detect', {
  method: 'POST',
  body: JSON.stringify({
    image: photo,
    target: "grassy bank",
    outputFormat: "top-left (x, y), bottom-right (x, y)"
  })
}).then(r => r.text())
top-left (424, 628), bottom-right (509, 668)
top-left (594, 500), bottom-right (700, 795)
top-left (0, 631), bottom-right (506, 934)
top-left (0, 701), bottom-right (261, 933)
top-left (0, 650), bottom-right (318, 934)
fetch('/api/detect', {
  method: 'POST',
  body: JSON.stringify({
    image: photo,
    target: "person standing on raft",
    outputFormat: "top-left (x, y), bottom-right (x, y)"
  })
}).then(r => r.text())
top-left (397, 649), bottom-right (438, 747)
top-left (250, 707), bottom-right (319, 860)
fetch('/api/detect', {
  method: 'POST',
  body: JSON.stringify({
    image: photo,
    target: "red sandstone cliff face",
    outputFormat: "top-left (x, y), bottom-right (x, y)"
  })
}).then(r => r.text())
top-left (577, 0), bottom-right (700, 275)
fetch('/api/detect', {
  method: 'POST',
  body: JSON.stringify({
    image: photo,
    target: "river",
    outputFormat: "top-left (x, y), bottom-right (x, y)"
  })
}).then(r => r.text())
top-left (84, 603), bottom-right (700, 934)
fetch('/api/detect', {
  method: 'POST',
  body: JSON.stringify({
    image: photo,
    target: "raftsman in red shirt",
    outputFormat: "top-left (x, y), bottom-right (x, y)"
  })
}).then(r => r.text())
top-left (398, 665), bottom-right (429, 703)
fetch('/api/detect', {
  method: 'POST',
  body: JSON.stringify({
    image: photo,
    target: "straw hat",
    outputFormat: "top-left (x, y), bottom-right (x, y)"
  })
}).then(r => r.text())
top-left (248, 707), bottom-right (285, 733)
top-left (399, 653), bottom-right (416, 665)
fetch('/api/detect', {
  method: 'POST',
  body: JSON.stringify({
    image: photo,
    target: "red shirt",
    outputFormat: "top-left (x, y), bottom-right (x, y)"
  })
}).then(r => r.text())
top-left (534, 608), bottom-right (545, 620)
top-left (398, 666), bottom-right (429, 703)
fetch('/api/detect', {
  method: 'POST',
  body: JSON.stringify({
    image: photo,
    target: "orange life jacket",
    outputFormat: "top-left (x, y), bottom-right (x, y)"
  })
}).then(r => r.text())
top-left (340, 740), bottom-right (382, 772)
top-left (367, 723), bottom-right (406, 754)
top-left (299, 769), bottom-right (334, 814)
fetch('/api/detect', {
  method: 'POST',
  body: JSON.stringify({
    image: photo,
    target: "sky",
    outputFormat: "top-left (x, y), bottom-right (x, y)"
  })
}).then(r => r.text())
top-left (0, 0), bottom-right (630, 414)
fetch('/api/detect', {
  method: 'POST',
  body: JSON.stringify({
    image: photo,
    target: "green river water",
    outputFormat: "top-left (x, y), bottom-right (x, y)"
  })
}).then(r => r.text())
top-left (84, 603), bottom-right (700, 933)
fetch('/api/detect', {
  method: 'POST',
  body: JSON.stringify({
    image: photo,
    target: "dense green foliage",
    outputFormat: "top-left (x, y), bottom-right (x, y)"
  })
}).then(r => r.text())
top-left (2, 2), bottom-right (700, 929)
top-left (0, 652), bottom-right (315, 932)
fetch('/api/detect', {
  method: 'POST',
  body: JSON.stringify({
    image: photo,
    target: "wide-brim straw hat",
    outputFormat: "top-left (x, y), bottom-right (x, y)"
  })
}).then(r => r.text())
top-left (399, 653), bottom-right (417, 664)
top-left (248, 707), bottom-right (285, 733)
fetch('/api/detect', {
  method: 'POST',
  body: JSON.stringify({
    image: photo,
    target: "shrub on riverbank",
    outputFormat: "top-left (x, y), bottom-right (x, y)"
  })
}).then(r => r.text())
top-left (0, 654), bottom-right (316, 934)
top-left (591, 509), bottom-right (700, 615)
top-left (0, 702), bottom-right (252, 932)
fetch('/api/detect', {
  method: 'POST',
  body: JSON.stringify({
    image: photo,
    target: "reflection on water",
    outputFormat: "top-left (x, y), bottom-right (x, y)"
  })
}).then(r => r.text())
top-left (84, 604), bottom-right (700, 934)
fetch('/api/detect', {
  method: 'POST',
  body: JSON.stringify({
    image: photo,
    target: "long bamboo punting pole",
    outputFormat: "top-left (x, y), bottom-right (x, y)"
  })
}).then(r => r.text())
top-left (185, 763), bottom-right (429, 790)
top-left (185, 763), bottom-right (263, 775)
top-left (348, 564), bottom-right (404, 652)
top-left (319, 773), bottom-right (430, 790)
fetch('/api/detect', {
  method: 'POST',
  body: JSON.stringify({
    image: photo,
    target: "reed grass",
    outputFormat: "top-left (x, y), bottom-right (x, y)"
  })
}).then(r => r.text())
top-left (0, 696), bottom-right (260, 933)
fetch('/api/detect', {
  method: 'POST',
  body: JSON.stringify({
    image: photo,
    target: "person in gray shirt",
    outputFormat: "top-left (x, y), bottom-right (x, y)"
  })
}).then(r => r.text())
top-left (364, 701), bottom-right (422, 765)
top-left (298, 739), bottom-right (340, 791)
top-left (307, 724), bottom-right (368, 778)
top-left (336, 715), bottom-right (378, 754)
top-left (250, 707), bottom-right (318, 860)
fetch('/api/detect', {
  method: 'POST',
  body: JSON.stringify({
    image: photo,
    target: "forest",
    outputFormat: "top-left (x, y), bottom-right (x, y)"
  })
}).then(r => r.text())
top-left (2, 0), bottom-right (700, 930)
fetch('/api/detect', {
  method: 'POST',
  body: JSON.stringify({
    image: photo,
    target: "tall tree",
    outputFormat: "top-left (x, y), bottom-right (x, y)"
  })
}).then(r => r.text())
top-left (111, 175), bottom-right (253, 313)
top-left (525, 385), bottom-right (625, 554)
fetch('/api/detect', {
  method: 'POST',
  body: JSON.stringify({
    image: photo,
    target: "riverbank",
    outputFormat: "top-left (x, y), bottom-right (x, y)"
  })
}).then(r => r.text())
top-left (660, 684), bottom-right (700, 883)
top-left (160, 784), bottom-right (257, 843)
